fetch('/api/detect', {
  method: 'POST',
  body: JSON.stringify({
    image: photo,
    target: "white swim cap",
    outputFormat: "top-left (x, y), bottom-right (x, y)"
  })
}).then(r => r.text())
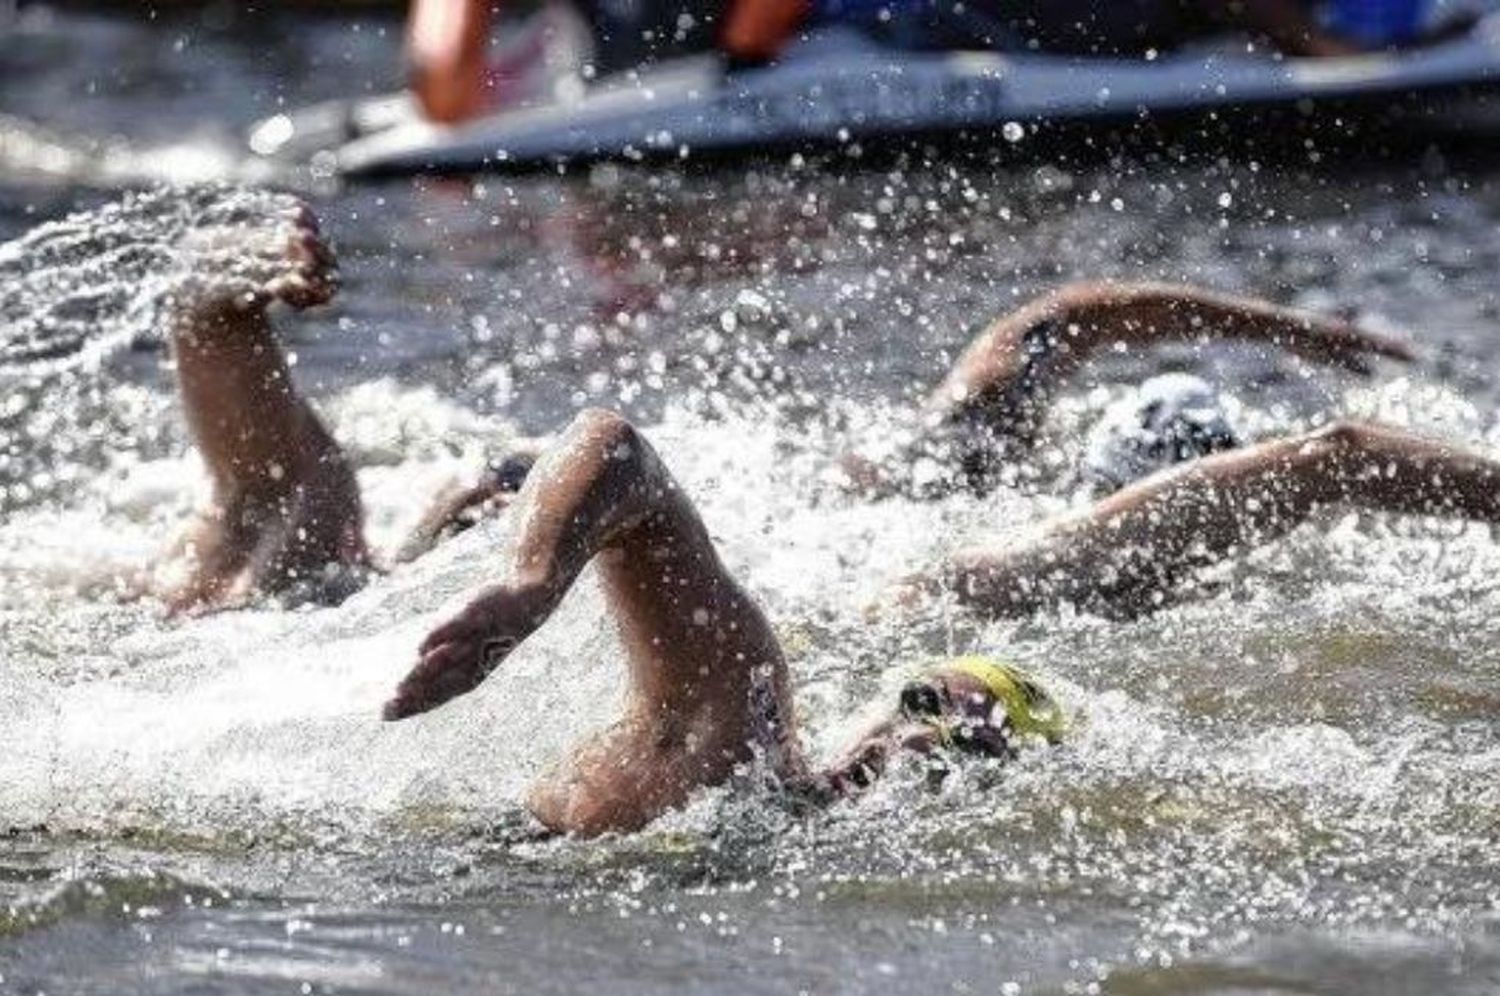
top-left (1084, 373), bottom-right (1240, 492)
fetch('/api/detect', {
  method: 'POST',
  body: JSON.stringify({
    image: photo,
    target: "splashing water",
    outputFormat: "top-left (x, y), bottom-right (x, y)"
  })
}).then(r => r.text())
top-left (0, 185), bottom-right (320, 517)
top-left (0, 184), bottom-right (304, 369)
top-left (5, 15), bottom-right (1500, 982)
top-left (5, 372), bottom-right (1500, 990)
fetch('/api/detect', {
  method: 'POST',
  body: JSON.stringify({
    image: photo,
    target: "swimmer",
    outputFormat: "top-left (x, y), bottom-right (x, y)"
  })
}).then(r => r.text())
top-left (143, 206), bottom-right (1412, 612)
top-left (140, 206), bottom-right (532, 612)
top-left (383, 405), bottom-right (1500, 835)
top-left (406, 0), bottom-right (1380, 124)
top-left (135, 201), bottom-right (1500, 838)
top-left (842, 279), bottom-right (1415, 497)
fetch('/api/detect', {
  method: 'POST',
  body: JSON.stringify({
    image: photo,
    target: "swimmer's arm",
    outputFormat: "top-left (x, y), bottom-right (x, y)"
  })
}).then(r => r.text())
top-left (158, 205), bottom-right (367, 611)
top-left (812, 719), bottom-right (941, 797)
top-left (384, 414), bottom-right (675, 720)
top-left (924, 281), bottom-right (1414, 446)
top-left (937, 420), bottom-right (1500, 618)
top-left (389, 411), bottom-right (809, 837)
top-left (386, 408), bottom-right (800, 773)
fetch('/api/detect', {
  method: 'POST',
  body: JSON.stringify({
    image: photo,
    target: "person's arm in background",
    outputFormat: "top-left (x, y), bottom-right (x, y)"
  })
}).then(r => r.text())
top-left (720, 0), bottom-right (811, 66)
top-left (406, 0), bottom-right (494, 123)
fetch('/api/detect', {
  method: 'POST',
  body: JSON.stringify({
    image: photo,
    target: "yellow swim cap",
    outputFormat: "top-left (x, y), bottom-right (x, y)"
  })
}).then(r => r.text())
top-left (937, 655), bottom-right (1067, 744)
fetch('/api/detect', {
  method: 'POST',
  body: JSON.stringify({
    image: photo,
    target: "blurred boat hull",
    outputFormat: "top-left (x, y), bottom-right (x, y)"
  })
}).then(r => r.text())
top-left (247, 17), bottom-right (1500, 175)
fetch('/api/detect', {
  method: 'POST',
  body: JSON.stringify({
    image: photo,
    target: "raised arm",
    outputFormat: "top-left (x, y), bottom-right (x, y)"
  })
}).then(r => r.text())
top-left (152, 205), bottom-right (367, 611)
top-left (924, 281), bottom-right (1414, 450)
top-left (935, 420), bottom-right (1500, 619)
top-left (385, 409), bottom-right (810, 836)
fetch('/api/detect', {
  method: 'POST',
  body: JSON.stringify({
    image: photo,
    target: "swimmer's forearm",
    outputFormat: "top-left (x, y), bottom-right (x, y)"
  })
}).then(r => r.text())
top-left (506, 411), bottom-right (702, 593)
top-left (167, 211), bottom-right (343, 501)
top-left (172, 302), bottom-right (329, 496)
top-left (926, 281), bottom-right (1411, 442)
top-left (947, 420), bottom-right (1500, 619)
top-left (1044, 282), bottom-right (1414, 376)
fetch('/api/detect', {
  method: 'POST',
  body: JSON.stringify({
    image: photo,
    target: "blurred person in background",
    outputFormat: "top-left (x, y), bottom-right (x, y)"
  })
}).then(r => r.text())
top-left (406, 0), bottom-right (1426, 123)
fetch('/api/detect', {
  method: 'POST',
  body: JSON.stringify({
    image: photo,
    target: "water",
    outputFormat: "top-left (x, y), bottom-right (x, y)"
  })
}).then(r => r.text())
top-left (4, 6), bottom-right (1500, 994)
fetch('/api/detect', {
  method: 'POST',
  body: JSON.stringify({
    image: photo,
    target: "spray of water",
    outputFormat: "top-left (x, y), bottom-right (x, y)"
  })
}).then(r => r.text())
top-left (3, 181), bottom-right (1499, 989)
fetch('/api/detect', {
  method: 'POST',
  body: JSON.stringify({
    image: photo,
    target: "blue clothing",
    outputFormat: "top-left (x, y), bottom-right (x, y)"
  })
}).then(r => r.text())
top-left (1326, 0), bottom-right (1427, 45)
top-left (810, 0), bottom-right (1201, 55)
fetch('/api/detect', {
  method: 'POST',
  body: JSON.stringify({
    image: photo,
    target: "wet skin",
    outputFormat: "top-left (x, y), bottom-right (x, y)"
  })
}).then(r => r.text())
top-left (385, 407), bottom-right (1500, 835)
top-left (150, 208), bottom-right (530, 610)
top-left (149, 200), bottom-right (1500, 835)
top-left (153, 198), bottom-right (1410, 611)
top-left (150, 208), bottom-right (368, 612)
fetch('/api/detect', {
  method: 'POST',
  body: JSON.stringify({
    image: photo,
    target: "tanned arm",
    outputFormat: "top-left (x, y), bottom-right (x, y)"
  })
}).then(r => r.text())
top-left (153, 206), bottom-right (367, 611)
top-left (924, 280), bottom-right (1413, 449)
top-left (931, 420), bottom-right (1500, 619)
top-left (385, 409), bottom-right (811, 836)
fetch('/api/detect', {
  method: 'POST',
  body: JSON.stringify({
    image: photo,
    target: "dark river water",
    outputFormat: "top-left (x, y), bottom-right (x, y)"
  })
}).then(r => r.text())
top-left (4, 5), bottom-right (1500, 995)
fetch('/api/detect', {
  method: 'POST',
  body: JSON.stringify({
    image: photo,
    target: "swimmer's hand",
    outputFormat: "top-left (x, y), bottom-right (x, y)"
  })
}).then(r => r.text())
top-left (262, 208), bottom-right (339, 310)
top-left (383, 581), bottom-right (555, 720)
top-left (177, 203), bottom-right (339, 314)
top-left (817, 721), bottom-right (943, 797)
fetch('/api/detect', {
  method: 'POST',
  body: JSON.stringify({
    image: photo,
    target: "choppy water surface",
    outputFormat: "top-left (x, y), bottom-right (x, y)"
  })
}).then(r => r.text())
top-left (4, 6), bottom-right (1500, 995)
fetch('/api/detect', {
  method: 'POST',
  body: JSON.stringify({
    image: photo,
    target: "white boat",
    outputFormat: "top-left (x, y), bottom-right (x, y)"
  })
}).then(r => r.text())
top-left (248, 14), bottom-right (1500, 176)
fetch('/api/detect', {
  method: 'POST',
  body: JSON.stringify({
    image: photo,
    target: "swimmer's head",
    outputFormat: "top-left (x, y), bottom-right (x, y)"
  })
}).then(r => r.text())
top-left (897, 656), bottom-right (1065, 758)
top-left (1083, 373), bottom-right (1240, 493)
top-left (486, 452), bottom-right (537, 493)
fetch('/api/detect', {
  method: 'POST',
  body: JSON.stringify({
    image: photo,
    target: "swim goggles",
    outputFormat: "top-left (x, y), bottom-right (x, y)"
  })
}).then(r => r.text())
top-left (899, 655), bottom-right (1067, 752)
